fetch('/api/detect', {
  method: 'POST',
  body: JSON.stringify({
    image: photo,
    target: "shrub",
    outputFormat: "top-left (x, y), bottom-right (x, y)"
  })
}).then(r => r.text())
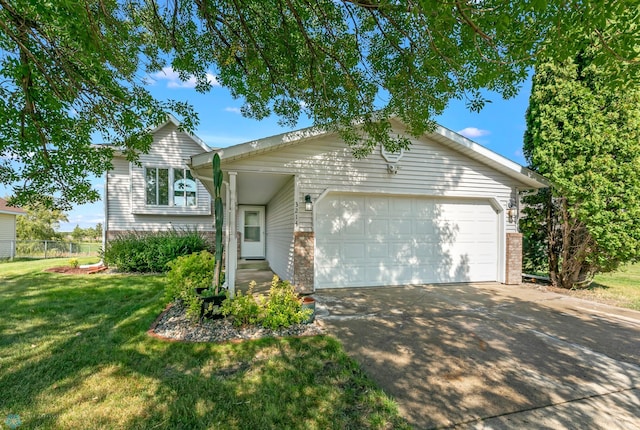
top-left (222, 276), bottom-right (312, 329)
top-left (68, 258), bottom-right (79, 268)
top-left (102, 230), bottom-right (209, 273)
top-left (165, 251), bottom-right (215, 321)
top-left (262, 276), bottom-right (311, 329)
top-left (221, 281), bottom-right (262, 327)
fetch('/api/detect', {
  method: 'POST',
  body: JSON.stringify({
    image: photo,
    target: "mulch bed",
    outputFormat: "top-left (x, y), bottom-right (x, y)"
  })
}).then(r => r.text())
top-left (149, 302), bottom-right (324, 343)
top-left (45, 265), bottom-right (108, 275)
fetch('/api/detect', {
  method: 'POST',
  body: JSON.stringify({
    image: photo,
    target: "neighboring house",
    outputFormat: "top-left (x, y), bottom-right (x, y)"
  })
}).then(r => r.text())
top-left (104, 116), bottom-right (215, 244)
top-left (0, 198), bottom-right (26, 259)
top-left (187, 118), bottom-right (548, 294)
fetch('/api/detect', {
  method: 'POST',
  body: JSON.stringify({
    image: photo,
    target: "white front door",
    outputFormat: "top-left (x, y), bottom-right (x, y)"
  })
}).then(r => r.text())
top-left (239, 206), bottom-right (265, 259)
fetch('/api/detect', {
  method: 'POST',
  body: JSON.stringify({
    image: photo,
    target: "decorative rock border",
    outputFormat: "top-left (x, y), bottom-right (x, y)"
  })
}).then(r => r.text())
top-left (148, 302), bottom-right (324, 343)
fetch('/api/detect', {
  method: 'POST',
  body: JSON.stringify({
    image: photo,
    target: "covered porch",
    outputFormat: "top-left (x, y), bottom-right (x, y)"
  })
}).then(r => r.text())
top-left (189, 153), bottom-right (297, 296)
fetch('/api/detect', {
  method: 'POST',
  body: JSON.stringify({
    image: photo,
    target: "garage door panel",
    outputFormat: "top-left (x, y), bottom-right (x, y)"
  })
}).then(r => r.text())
top-left (367, 197), bottom-right (389, 216)
top-left (389, 219), bottom-right (412, 235)
top-left (343, 218), bottom-right (365, 235)
top-left (415, 219), bottom-right (436, 235)
top-left (368, 219), bottom-right (389, 235)
top-left (316, 193), bottom-right (499, 289)
top-left (344, 243), bottom-right (366, 260)
top-left (391, 199), bottom-right (413, 215)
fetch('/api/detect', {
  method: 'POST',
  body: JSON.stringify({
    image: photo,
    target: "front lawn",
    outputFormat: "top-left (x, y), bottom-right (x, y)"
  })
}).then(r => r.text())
top-left (542, 263), bottom-right (640, 311)
top-left (588, 264), bottom-right (640, 310)
top-left (0, 258), bottom-right (409, 429)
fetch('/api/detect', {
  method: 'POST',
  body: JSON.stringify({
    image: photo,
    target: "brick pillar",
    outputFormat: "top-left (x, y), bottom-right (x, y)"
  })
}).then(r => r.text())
top-left (294, 231), bottom-right (314, 293)
top-left (505, 233), bottom-right (523, 285)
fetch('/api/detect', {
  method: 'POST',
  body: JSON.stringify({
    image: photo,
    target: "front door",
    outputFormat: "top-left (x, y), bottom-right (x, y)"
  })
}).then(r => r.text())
top-left (239, 206), bottom-right (265, 259)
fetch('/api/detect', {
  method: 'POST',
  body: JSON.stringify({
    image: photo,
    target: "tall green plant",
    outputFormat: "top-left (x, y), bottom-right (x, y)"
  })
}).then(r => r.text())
top-left (523, 50), bottom-right (640, 288)
top-left (212, 153), bottom-right (224, 293)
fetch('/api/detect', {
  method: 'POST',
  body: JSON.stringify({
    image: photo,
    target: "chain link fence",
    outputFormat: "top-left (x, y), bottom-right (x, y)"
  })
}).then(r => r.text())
top-left (0, 240), bottom-right (101, 260)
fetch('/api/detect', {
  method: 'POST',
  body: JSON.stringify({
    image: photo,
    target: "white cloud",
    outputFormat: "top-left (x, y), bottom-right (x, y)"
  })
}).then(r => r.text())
top-left (457, 127), bottom-right (491, 139)
top-left (150, 67), bottom-right (219, 89)
top-left (225, 107), bottom-right (242, 114)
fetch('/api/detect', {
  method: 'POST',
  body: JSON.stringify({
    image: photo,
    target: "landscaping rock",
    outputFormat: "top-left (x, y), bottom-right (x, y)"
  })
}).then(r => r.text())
top-left (151, 302), bottom-right (324, 342)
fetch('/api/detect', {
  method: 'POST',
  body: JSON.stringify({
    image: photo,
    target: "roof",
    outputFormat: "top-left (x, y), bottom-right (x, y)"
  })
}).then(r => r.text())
top-left (0, 198), bottom-right (26, 215)
top-left (190, 119), bottom-right (548, 190)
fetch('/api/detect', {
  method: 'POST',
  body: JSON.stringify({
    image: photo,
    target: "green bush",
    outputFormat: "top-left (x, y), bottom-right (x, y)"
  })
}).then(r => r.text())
top-left (261, 276), bottom-right (311, 329)
top-left (222, 276), bottom-right (311, 329)
top-left (221, 281), bottom-right (262, 327)
top-left (165, 250), bottom-right (215, 298)
top-left (102, 230), bottom-right (209, 273)
top-left (68, 258), bottom-right (79, 268)
top-left (164, 251), bottom-right (216, 321)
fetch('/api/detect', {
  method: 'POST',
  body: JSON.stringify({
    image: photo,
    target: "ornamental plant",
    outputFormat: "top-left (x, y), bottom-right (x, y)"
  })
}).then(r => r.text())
top-left (221, 281), bottom-right (262, 327)
top-left (261, 276), bottom-right (312, 330)
top-left (222, 276), bottom-right (312, 329)
top-left (522, 49), bottom-right (640, 288)
top-left (165, 250), bottom-right (215, 321)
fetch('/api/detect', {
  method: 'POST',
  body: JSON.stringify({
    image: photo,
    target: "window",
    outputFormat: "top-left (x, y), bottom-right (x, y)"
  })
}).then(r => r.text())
top-left (146, 168), bottom-right (169, 206)
top-left (243, 211), bottom-right (261, 242)
top-left (173, 169), bottom-right (197, 207)
top-left (145, 167), bottom-right (197, 207)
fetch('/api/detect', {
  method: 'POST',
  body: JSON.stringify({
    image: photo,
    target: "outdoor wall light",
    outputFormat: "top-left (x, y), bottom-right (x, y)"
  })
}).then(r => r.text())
top-left (305, 194), bottom-right (313, 211)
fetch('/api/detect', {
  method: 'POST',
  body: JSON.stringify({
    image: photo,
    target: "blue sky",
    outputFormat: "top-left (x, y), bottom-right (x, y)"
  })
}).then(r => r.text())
top-left (2, 67), bottom-right (533, 231)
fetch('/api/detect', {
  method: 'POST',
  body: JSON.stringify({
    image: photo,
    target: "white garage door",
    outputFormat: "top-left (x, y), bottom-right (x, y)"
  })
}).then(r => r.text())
top-left (315, 193), bottom-right (499, 289)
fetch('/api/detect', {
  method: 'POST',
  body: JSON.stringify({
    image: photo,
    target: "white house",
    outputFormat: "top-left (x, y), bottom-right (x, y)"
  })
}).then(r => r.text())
top-left (188, 118), bottom-right (547, 294)
top-left (105, 116), bottom-right (547, 293)
top-left (104, 116), bottom-right (215, 243)
top-left (0, 197), bottom-right (25, 259)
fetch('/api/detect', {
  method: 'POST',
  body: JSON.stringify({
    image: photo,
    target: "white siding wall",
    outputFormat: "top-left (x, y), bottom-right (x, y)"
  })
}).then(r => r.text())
top-left (0, 214), bottom-right (16, 258)
top-left (106, 122), bottom-right (213, 234)
top-left (265, 177), bottom-right (295, 281)
top-left (223, 128), bottom-right (523, 234)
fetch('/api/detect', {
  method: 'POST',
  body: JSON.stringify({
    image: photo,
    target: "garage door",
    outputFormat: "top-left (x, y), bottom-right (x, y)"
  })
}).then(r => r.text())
top-left (315, 193), bottom-right (498, 288)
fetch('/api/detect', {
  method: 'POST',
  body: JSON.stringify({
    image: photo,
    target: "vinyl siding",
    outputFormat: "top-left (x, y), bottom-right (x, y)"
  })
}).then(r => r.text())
top-left (265, 176), bottom-right (295, 281)
top-left (106, 122), bottom-right (213, 234)
top-left (222, 128), bottom-right (524, 234)
top-left (0, 214), bottom-right (17, 258)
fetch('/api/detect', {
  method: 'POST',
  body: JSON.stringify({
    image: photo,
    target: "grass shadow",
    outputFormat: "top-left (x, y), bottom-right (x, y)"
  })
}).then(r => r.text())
top-left (0, 264), bottom-right (409, 429)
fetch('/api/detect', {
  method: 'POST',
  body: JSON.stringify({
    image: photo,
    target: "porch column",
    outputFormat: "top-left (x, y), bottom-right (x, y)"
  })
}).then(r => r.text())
top-left (227, 172), bottom-right (238, 296)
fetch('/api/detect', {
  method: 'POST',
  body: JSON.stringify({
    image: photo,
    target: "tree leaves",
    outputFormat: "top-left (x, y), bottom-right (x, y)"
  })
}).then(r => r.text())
top-left (523, 50), bottom-right (640, 287)
top-left (1, 0), bottom-right (639, 208)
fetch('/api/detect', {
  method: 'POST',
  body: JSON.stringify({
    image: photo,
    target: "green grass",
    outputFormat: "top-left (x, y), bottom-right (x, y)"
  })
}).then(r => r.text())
top-left (0, 258), bottom-right (409, 429)
top-left (589, 263), bottom-right (640, 311)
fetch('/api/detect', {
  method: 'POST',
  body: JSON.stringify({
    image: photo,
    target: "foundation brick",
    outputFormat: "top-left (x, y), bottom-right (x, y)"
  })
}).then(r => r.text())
top-left (294, 231), bottom-right (315, 293)
top-left (506, 233), bottom-right (523, 285)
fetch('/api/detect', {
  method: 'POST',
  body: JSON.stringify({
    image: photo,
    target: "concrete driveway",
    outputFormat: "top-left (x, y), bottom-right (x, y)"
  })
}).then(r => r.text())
top-left (313, 283), bottom-right (640, 429)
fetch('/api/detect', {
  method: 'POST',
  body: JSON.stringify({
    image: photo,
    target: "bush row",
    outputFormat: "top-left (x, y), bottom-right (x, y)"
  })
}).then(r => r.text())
top-left (102, 230), bottom-right (209, 273)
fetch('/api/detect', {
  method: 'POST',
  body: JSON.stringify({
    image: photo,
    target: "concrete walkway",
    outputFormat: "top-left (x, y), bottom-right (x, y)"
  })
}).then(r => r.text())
top-left (313, 283), bottom-right (640, 429)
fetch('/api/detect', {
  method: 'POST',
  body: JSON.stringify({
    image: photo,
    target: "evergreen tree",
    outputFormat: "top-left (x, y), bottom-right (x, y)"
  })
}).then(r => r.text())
top-left (522, 50), bottom-right (640, 288)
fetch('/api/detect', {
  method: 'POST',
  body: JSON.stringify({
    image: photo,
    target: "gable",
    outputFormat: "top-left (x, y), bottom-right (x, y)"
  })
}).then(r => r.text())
top-left (220, 124), bottom-right (540, 193)
top-left (191, 121), bottom-right (546, 191)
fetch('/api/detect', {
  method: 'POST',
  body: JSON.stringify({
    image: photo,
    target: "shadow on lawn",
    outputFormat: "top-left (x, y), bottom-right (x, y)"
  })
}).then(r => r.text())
top-left (0, 271), bottom-right (408, 429)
